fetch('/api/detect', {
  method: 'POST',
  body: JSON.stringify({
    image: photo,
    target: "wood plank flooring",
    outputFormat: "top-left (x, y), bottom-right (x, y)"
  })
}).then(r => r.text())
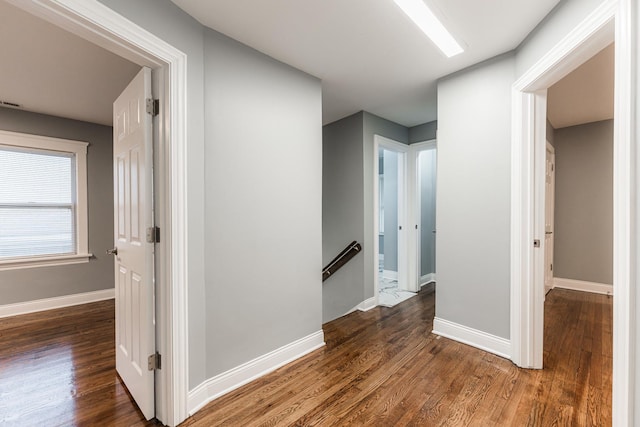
top-left (0, 300), bottom-right (156, 427)
top-left (0, 286), bottom-right (611, 426)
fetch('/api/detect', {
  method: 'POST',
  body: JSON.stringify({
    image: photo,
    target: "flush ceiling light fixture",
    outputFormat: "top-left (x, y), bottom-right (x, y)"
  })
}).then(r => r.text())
top-left (393, 0), bottom-right (464, 57)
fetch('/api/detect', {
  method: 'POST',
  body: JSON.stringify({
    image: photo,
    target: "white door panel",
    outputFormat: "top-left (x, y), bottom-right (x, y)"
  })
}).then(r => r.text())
top-left (113, 66), bottom-right (155, 420)
top-left (544, 143), bottom-right (555, 295)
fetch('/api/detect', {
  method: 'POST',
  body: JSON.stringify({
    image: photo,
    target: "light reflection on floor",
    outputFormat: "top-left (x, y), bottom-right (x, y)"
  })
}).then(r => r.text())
top-left (0, 345), bottom-right (77, 425)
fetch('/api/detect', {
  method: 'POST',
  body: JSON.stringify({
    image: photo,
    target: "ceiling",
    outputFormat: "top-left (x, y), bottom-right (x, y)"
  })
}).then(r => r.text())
top-left (171, 0), bottom-right (561, 126)
top-left (0, 0), bottom-right (564, 127)
top-left (547, 44), bottom-right (614, 129)
top-left (0, 1), bottom-right (140, 127)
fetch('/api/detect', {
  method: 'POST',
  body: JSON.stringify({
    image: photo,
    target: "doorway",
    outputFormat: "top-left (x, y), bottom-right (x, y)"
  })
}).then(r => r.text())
top-left (374, 135), bottom-right (414, 307)
top-left (511, 1), bottom-right (634, 423)
top-left (409, 141), bottom-right (437, 290)
top-left (8, 1), bottom-right (189, 425)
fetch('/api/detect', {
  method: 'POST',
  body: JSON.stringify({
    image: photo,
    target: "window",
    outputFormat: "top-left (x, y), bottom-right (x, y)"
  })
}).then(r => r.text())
top-left (0, 130), bottom-right (90, 269)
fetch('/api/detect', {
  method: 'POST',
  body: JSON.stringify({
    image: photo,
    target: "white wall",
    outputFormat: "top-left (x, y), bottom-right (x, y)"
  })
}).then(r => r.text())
top-left (436, 54), bottom-right (515, 339)
top-left (203, 28), bottom-right (323, 377)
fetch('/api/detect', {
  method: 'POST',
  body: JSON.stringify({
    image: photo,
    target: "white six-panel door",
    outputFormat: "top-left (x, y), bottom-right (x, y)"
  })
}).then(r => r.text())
top-left (113, 67), bottom-right (155, 420)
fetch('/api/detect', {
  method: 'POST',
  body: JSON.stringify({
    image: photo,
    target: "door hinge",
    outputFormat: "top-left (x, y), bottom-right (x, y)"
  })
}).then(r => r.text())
top-left (148, 352), bottom-right (161, 371)
top-left (146, 98), bottom-right (159, 117)
top-left (146, 226), bottom-right (160, 243)
top-left (551, 263), bottom-right (553, 271)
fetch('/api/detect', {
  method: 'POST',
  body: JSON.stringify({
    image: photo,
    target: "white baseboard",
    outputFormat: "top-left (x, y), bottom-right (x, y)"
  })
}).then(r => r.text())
top-left (553, 277), bottom-right (613, 295)
top-left (344, 296), bottom-right (378, 317)
top-left (420, 273), bottom-right (436, 287)
top-left (382, 269), bottom-right (398, 280)
top-left (433, 317), bottom-right (511, 360)
top-left (356, 296), bottom-right (377, 312)
top-left (0, 288), bottom-right (115, 318)
top-left (188, 330), bottom-right (325, 416)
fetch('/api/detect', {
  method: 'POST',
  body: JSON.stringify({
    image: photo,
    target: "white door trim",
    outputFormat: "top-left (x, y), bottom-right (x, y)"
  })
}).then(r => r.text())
top-left (373, 135), bottom-right (410, 302)
top-left (408, 140), bottom-right (437, 293)
top-left (7, 1), bottom-right (190, 425)
top-left (510, 0), bottom-right (634, 425)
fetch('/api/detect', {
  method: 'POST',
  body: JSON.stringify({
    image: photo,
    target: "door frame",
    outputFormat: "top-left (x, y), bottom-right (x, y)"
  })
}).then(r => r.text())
top-left (408, 140), bottom-right (437, 292)
top-left (7, 1), bottom-right (190, 425)
top-left (510, 0), bottom-right (634, 424)
top-left (373, 135), bottom-right (409, 301)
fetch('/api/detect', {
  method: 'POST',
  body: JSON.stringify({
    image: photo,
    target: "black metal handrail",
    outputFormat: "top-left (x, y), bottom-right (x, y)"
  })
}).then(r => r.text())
top-left (322, 241), bottom-right (362, 282)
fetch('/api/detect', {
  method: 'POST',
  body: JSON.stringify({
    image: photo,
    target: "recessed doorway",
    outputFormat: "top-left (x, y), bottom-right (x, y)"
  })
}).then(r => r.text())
top-left (374, 135), bottom-right (414, 307)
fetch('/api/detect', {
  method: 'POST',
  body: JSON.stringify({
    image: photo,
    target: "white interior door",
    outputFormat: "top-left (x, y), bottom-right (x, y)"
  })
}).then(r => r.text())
top-left (374, 136), bottom-right (410, 295)
top-left (112, 66), bottom-right (155, 420)
top-left (410, 142), bottom-right (437, 290)
top-left (544, 142), bottom-right (555, 294)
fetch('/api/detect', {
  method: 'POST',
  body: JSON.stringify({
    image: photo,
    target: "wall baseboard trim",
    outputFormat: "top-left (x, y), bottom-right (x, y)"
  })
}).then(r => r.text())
top-left (433, 317), bottom-right (511, 360)
top-left (344, 297), bottom-right (377, 317)
top-left (0, 288), bottom-right (115, 318)
top-left (419, 273), bottom-right (436, 287)
top-left (187, 330), bottom-right (325, 416)
top-left (357, 297), bottom-right (377, 312)
top-left (553, 277), bottom-right (613, 295)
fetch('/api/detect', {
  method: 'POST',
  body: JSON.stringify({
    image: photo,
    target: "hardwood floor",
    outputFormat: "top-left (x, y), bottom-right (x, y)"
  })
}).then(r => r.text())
top-left (0, 286), bottom-right (611, 426)
top-left (0, 300), bottom-right (155, 427)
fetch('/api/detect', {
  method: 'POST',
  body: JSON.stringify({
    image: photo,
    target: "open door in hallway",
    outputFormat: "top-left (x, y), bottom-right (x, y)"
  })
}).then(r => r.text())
top-left (544, 142), bottom-right (555, 295)
top-left (111, 66), bottom-right (156, 420)
top-left (412, 142), bottom-right (437, 289)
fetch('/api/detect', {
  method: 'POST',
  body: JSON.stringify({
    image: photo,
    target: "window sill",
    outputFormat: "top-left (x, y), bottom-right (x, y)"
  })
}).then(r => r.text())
top-left (0, 253), bottom-right (93, 271)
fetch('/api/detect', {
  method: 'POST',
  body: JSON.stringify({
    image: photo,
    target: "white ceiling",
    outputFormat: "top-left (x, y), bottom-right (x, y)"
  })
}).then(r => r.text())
top-left (171, 0), bottom-right (561, 126)
top-left (0, 0), bottom-right (564, 128)
top-left (0, 1), bottom-right (140, 126)
top-left (547, 44), bottom-right (614, 129)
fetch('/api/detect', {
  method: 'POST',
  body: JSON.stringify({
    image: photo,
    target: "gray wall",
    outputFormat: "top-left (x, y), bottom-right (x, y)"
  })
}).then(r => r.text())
top-left (436, 54), bottom-right (515, 339)
top-left (409, 120), bottom-right (437, 143)
top-left (322, 113), bottom-right (364, 322)
top-left (97, 0), bottom-right (208, 389)
top-left (419, 149), bottom-right (437, 277)
top-left (553, 120), bottom-right (613, 284)
top-left (0, 108), bottom-right (113, 304)
top-left (382, 149), bottom-right (399, 272)
top-left (203, 28), bottom-right (323, 377)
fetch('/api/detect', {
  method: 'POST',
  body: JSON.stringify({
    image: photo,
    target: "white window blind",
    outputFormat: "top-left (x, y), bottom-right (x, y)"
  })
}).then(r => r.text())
top-left (0, 146), bottom-right (76, 259)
